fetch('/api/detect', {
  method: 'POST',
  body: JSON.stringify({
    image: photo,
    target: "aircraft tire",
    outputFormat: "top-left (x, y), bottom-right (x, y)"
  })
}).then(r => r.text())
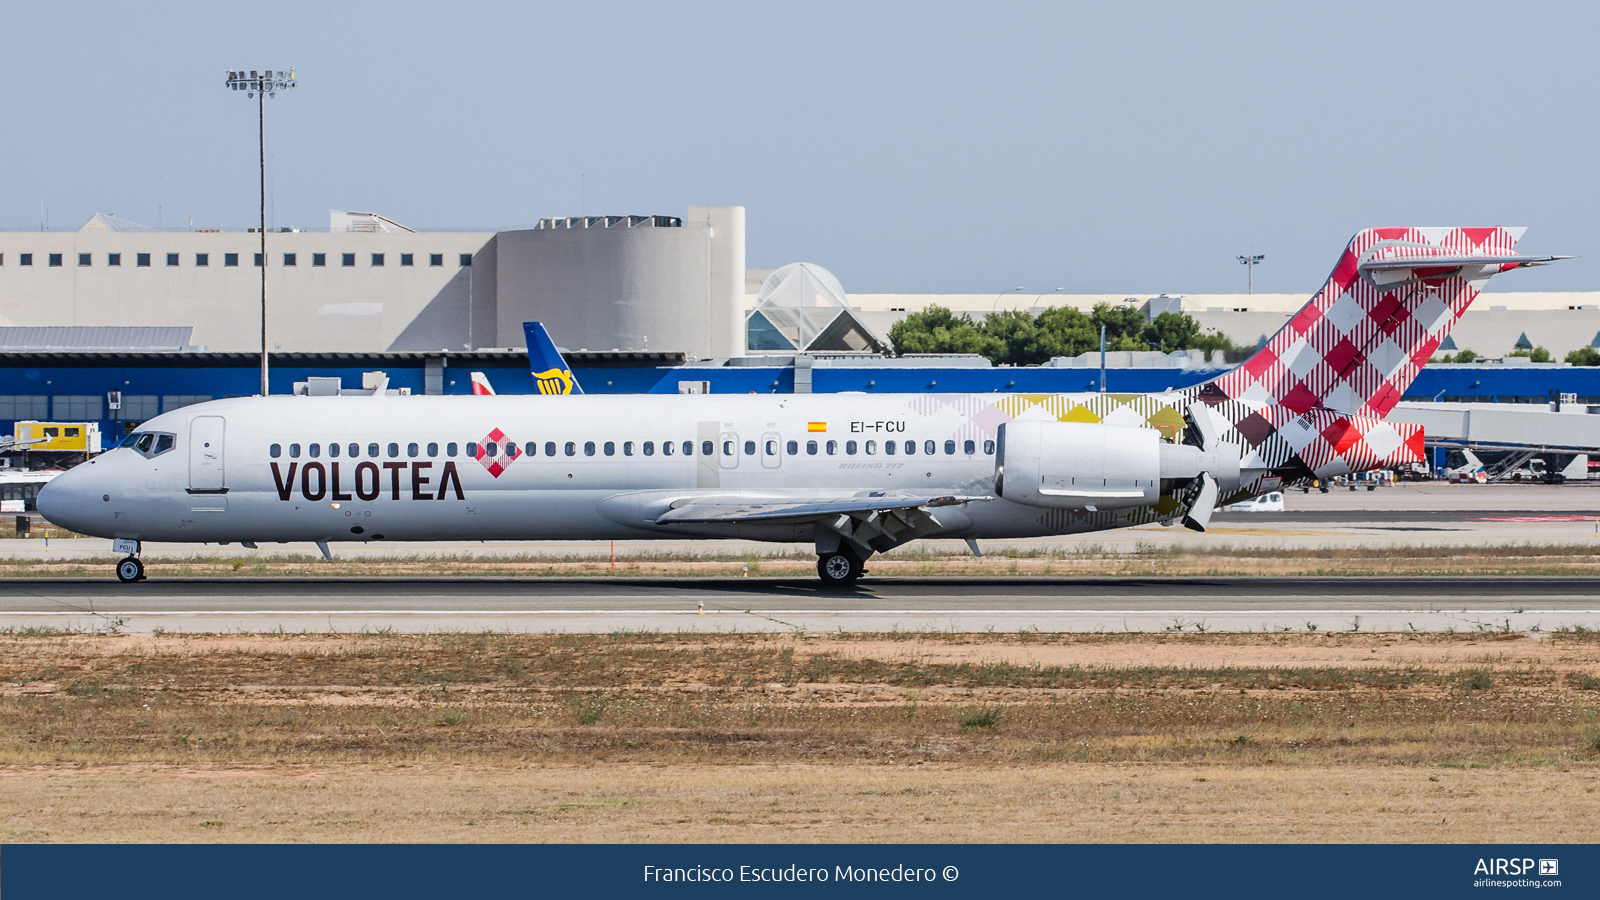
top-left (817, 551), bottom-right (862, 586)
top-left (116, 556), bottom-right (145, 584)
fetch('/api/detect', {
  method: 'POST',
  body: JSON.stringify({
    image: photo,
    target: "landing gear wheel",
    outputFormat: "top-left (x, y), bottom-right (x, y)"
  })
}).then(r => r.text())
top-left (817, 551), bottom-right (863, 586)
top-left (116, 556), bottom-right (145, 584)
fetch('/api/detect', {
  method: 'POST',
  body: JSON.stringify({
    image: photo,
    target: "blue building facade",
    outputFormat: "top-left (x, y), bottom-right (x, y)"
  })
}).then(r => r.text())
top-left (4, 351), bottom-right (1599, 454)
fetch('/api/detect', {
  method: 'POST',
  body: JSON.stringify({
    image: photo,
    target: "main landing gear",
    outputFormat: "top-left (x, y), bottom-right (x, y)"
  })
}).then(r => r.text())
top-left (115, 556), bottom-right (145, 583)
top-left (816, 550), bottom-right (865, 587)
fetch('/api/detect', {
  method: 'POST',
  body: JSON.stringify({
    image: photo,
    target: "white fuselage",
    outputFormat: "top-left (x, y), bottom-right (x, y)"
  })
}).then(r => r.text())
top-left (39, 393), bottom-right (1177, 546)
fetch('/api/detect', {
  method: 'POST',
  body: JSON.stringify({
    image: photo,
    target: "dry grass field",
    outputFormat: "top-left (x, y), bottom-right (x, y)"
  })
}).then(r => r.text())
top-left (1, 630), bottom-right (1598, 842)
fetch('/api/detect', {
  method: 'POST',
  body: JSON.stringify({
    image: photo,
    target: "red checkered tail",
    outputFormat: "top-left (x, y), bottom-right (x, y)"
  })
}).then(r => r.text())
top-left (1191, 227), bottom-right (1563, 418)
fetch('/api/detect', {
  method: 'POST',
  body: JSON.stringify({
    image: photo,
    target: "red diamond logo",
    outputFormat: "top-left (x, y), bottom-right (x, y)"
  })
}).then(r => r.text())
top-left (475, 427), bottom-right (518, 478)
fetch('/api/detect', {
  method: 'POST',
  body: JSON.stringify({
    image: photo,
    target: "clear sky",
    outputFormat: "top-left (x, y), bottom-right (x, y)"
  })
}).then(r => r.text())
top-left (2, 0), bottom-right (1594, 295)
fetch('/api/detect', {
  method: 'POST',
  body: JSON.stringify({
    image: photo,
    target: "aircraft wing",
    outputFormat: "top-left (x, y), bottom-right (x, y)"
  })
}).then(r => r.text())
top-left (654, 491), bottom-right (988, 525)
top-left (655, 491), bottom-right (989, 557)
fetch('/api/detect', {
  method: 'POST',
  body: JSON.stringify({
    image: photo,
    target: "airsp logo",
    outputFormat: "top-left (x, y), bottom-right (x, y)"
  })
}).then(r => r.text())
top-left (1539, 859), bottom-right (1559, 876)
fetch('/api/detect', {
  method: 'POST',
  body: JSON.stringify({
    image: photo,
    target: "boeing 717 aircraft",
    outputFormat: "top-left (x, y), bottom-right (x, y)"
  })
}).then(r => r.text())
top-left (37, 228), bottom-right (1560, 584)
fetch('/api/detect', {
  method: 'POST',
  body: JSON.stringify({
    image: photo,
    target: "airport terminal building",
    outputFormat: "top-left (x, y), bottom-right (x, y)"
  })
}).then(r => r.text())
top-left (4, 206), bottom-right (1600, 456)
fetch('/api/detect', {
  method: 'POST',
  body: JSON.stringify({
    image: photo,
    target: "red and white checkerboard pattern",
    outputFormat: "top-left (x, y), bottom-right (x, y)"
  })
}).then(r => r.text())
top-left (1207, 227), bottom-right (1522, 419)
top-left (1185, 227), bottom-right (1525, 482)
top-left (473, 427), bottom-right (520, 478)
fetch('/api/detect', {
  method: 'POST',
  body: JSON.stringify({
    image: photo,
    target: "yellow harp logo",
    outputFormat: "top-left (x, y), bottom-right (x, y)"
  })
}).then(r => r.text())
top-left (533, 367), bottom-right (576, 395)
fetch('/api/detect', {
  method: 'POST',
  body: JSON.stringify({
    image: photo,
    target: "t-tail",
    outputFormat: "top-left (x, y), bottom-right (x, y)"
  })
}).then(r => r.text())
top-left (1186, 228), bottom-right (1564, 484)
top-left (522, 321), bottom-right (584, 395)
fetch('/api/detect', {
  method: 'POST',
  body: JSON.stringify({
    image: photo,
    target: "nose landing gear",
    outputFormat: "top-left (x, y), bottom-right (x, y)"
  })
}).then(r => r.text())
top-left (111, 539), bottom-right (145, 583)
top-left (115, 556), bottom-right (146, 583)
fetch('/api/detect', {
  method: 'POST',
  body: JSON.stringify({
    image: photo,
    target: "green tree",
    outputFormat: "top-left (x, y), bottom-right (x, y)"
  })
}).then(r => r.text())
top-left (1141, 311), bottom-right (1201, 352)
top-left (1565, 347), bottom-right (1600, 366)
top-left (1506, 346), bottom-right (1553, 363)
top-left (888, 306), bottom-right (1000, 358)
top-left (1090, 302), bottom-right (1149, 351)
top-left (1434, 348), bottom-right (1480, 364)
top-left (1030, 306), bottom-right (1099, 362)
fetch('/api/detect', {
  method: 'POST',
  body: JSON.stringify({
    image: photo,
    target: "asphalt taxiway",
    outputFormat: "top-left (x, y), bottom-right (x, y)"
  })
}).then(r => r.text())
top-left (3, 576), bottom-right (1595, 634)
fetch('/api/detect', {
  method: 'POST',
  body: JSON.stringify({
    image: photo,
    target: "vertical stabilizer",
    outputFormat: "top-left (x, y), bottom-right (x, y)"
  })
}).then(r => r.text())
top-left (522, 322), bottom-right (584, 395)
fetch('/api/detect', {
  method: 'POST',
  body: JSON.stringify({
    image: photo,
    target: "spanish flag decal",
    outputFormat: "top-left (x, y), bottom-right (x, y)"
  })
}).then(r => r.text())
top-left (807, 422), bottom-right (827, 432)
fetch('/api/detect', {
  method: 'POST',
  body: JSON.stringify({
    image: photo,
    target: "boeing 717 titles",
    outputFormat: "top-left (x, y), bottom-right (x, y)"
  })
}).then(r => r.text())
top-left (38, 228), bottom-right (1562, 584)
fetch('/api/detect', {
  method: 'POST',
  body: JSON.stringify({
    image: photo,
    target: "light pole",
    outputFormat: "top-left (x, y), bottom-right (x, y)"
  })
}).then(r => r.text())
top-left (225, 68), bottom-right (296, 396)
top-left (1032, 287), bottom-right (1065, 309)
top-left (1237, 254), bottom-right (1264, 295)
top-left (990, 286), bottom-right (1025, 316)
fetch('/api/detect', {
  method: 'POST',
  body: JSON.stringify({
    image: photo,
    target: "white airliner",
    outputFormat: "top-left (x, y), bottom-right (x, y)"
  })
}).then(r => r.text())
top-left (37, 228), bottom-right (1560, 584)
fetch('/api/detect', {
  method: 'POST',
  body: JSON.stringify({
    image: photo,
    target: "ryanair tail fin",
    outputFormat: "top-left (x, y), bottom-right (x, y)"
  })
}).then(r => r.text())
top-left (522, 322), bottom-right (583, 395)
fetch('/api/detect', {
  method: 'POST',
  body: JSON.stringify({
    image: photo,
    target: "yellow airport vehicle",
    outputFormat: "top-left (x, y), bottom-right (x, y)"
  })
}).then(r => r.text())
top-left (13, 421), bottom-right (103, 454)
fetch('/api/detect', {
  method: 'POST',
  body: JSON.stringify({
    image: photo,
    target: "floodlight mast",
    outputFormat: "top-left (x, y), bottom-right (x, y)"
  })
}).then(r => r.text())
top-left (224, 68), bottom-right (297, 396)
top-left (1236, 254), bottom-right (1265, 294)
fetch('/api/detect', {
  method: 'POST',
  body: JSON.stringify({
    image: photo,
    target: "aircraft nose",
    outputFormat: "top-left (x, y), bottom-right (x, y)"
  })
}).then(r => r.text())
top-left (35, 468), bottom-right (103, 535)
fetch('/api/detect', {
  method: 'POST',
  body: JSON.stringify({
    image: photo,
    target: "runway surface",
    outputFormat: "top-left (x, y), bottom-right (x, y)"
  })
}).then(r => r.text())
top-left (4, 577), bottom-right (1596, 634)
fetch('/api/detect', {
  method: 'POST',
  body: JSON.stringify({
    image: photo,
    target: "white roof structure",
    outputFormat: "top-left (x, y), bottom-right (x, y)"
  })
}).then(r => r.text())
top-left (79, 213), bottom-right (159, 233)
top-left (746, 263), bottom-right (889, 353)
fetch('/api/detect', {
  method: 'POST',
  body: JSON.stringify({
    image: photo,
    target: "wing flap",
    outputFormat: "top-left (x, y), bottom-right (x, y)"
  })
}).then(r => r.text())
top-left (655, 492), bottom-right (986, 525)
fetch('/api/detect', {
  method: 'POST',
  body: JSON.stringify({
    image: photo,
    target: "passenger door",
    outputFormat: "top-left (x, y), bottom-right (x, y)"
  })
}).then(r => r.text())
top-left (761, 431), bottom-right (782, 469)
top-left (188, 416), bottom-right (226, 493)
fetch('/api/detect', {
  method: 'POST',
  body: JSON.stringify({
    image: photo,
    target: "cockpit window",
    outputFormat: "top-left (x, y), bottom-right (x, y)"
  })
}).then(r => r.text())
top-left (121, 431), bottom-right (176, 459)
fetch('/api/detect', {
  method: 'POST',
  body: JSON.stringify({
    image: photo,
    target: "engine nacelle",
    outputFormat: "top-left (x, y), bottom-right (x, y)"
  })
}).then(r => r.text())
top-left (996, 420), bottom-right (1240, 510)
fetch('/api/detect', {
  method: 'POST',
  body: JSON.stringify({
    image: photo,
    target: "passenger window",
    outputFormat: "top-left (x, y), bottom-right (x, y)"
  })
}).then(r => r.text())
top-left (328, 443), bottom-right (340, 458)
top-left (945, 440), bottom-right (956, 455)
top-left (485, 442), bottom-right (498, 458)
top-left (43, 428), bottom-right (58, 437)
top-left (683, 441), bottom-right (694, 456)
top-left (787, 440), bottom-right (798, 455)
top-left (984, 440), bottom-right (996, 455)
top-left (623, 441), bottom-right (634, 456)
top-left (387, 443), bottom-right (399, 458)
top-left (766, 440), bottom-right (778, 456)
top-left (467, 442), bottom-right (478, 457)
top-left (905, 440), bottom-right (916, 455)
top-left (429, 443), bottom-right (440, 457)
top-left (565, 442), bottom-right (576, 456)
top-left (348, 443), bottom-right (359, 458)
top-left (964, 440), bottom-right (975, 454)
top-left (604, 441), bottom-right (615, 456)
top-left (866, 440), bottom-right (877, 455)
top-left (270, 443), bottom-right (281, 458)
top-left (523, 442), bottom-right (535, 457)
top-left (806, 440), bottom-right (817, 455)
top-left (446, 442), bottom-right (458, 457)
top-left (545, 442), bottom-right (556, 456)
top-left (884, 441), bottom-right (895, 455)
top-left (368, 443), bottom-right (380, 457)
top-left (289, 443), bottom-right (301, 458)
top-left (408, 443), bottom-right (419, 458)
top-left (722, 441), bottom-right (734, 456)
top-left (827, 440), bottom-right (838, 455)
top-left (661, 441), bottom-right (672, 456)
top-left (925, 440), bottom-right (936, 455)
top-left (743, 440), bottom-right (755, 456)
top-left (505, 442), bottom-right (519, 458)
top-left (643, 441), bottom-right (654, 456)
top-left (309, 443), bottom-right (321, 458)
top-left (584, 441), bottom-right (595, 456)
top-left (155, 434), bottom-right (174, 453)
top-left (66, 427), bottom-right (80, 437)
top-left (845, 441), bottom-right (857, 455)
